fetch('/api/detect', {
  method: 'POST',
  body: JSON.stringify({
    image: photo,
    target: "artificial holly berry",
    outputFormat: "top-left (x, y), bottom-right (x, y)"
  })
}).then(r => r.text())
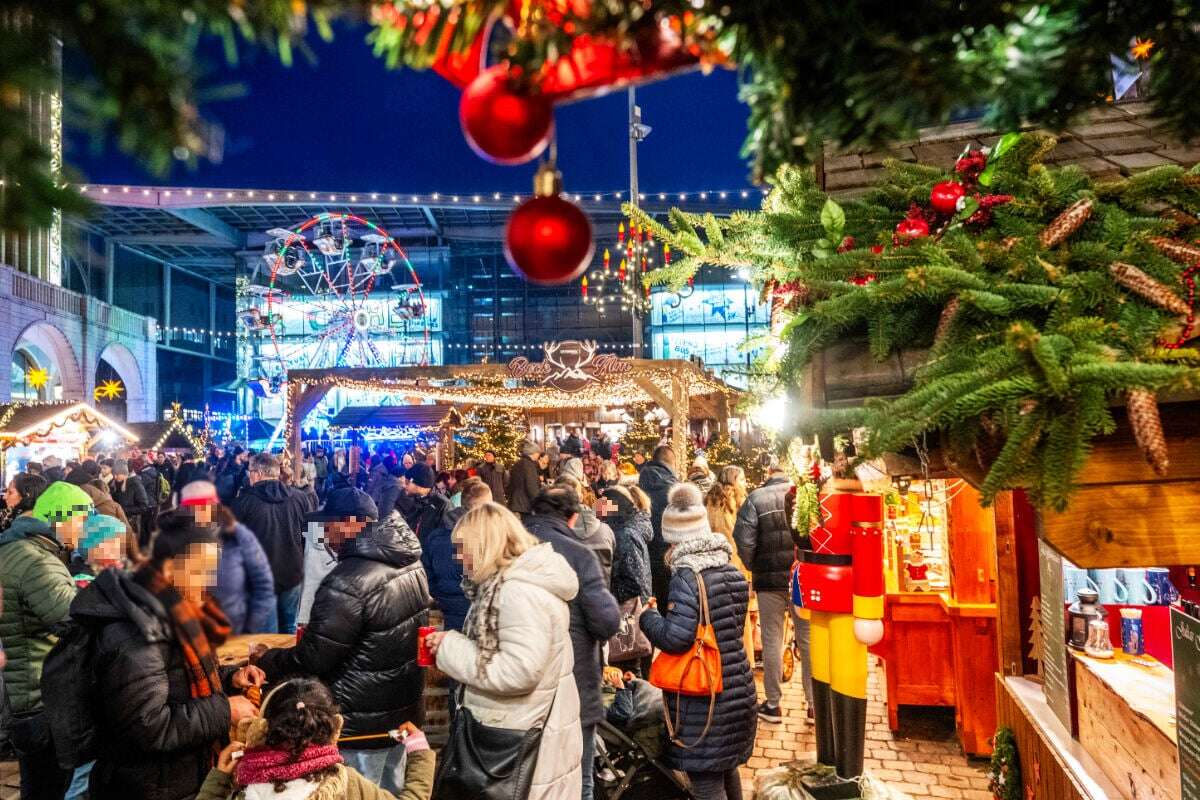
top-left (837, 236), bottom-right (856, 253)
top-left (504, 163), bottom-right (594, 285)
top-left (955, 148), bottom-right (989, 185)
top-left (894, 217), bottom-right (930, 242)
top-left (460, 65), bottom-right (554, 165)
top-left (870, 245), bottom-right (884, 255)
top-left (930, 181), bottom-right (966, 214)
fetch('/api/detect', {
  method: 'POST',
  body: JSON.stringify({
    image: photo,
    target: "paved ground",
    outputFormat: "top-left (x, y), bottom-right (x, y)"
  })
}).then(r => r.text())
top-left (0, 658), bottom-right (988, 799)
top-left (740, 656), bottom-right (991, 799)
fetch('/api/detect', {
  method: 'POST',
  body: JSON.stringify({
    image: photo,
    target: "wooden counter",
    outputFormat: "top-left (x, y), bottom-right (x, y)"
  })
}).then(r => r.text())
top-left (1072, 651), bottom-right (1179, 800)
top-left (875, 590), bottom-right (998, 755)
top-left (216, 633), bottom-right (295, 666)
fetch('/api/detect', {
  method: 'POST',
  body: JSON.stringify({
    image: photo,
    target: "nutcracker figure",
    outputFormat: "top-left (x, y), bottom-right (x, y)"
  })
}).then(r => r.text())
top-left (798, 476), bottom-right (884, 782)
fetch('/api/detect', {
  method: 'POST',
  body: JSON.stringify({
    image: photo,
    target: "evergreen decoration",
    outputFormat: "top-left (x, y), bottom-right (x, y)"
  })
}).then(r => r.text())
top-left (618, 404), bottom-right (665, 463)
top-left (455, 406), bottom-right (528, 467)
top-left (635, 135), bottom-right (1200, 510)
top-left (989, 727), bottom-right (1022, 800)
top-left (14, 2), bottom-right (1200, 230)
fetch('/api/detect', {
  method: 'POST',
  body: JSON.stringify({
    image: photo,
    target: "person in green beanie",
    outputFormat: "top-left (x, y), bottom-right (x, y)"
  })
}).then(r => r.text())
top-left (0, 480), bottom-right (93, 798)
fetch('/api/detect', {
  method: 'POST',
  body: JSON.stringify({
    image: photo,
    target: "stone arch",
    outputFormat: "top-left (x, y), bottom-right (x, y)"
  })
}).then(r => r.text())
top-left (11, 321), bottom-right (84, 401)
top-left (97, 341), bottom-right (144, 419)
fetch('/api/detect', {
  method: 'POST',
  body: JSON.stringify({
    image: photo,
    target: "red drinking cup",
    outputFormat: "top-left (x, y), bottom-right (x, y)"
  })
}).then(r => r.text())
top-left (417, 625), bottom-right (437, 667)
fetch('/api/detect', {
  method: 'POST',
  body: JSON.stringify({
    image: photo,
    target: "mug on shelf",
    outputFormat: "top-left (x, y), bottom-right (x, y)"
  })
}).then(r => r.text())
top-left (1117, 568), bottom-right (1158, 605)
top-left (1146, 568), bottom-right (1181, 606)
top-left (1089, 569), bottom-right (1128, 605)
top-left (1064, 565), bottom-right (1099, 601)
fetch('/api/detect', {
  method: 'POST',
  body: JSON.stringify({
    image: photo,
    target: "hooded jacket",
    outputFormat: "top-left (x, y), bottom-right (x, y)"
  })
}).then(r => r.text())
top-left (0, 515), bottom-right (74, 714)
top-left (232, 479), bottom-right (310, 593)
top-left (609, 509), bottom-right (653, 603)
top-left (505, 455), bottom-right (542, 515)
top-left (74, 568), bottom-right (236, 800)
top-left (637, 459), bottom-right (678, 552)
top-left (524, 514), bottom-right (621, 727)
top-left (436, 542), bottom-right (583, 800)
top-left (213, 522), bottom-right (278, 634)
top-left (256, 513), bottom-right (431, 744)
top-left (420, 506), bottom-right (469, 631)
top-left (733, 474), bottom-right (800, 591)
top-left (570, 504), bottom-right (615, 584)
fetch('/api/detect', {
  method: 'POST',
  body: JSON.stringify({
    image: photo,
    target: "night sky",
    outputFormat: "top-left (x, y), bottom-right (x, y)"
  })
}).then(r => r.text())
top-left (70, 24), bottom-right (755, 196)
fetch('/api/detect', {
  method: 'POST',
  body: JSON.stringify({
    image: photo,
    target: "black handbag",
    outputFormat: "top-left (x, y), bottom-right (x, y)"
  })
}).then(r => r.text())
top-left (432, 689), bottom-right (553, 800)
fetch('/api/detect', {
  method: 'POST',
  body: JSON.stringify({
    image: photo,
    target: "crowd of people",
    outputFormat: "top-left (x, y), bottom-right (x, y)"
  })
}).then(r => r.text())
top-left (0, 428), bottom-right (811, 800)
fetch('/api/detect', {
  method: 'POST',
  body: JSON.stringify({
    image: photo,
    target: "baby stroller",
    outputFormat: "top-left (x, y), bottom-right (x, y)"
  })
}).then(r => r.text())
top-left (595, 678), bottom-right (693, 800)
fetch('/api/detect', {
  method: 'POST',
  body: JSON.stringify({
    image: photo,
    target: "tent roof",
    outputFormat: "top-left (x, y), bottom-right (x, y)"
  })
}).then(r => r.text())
top-left (328, 404), bottom-right (460, 430)
top-left (0, 402), bottom-right (137, 444)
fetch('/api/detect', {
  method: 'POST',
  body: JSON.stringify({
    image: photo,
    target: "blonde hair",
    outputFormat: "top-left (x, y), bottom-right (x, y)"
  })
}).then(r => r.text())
top-left (453, 502), bottom-right (539, 582)
top-left (599, 460), bottom-right (619, 483)
top-left (626, 484), bottom-right (651, 513)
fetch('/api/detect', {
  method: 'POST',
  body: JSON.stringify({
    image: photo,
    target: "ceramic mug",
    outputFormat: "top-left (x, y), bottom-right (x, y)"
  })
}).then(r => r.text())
top-left (1089, 569), bottom-right (1128, 605)
top-left (1064, 565), bottom-right (1099, 601)
top-left (1117, 568), bottom-right (1158, 605)
top-left (1146, 568), bottom-right (1181, 606)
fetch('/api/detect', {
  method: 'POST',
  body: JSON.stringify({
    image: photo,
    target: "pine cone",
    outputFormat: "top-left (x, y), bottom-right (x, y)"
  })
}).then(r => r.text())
top-left (935, 296), bottom-right (960, 345)
top-left (1127, 388), bottom-right (1169, 476)
top-left (1159, 209), bottom-right (1200, 230)
top-left (1148, 236), bottom-right (1200, 266)
top-left (1109, 262), bottom-right (1193, 315)
top-left (1039, 199), bottom-right (1094, 249)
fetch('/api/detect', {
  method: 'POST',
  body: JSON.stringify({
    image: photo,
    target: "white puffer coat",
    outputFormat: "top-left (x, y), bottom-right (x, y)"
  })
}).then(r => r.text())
top-left (436, 542), bottom-right (582, 800)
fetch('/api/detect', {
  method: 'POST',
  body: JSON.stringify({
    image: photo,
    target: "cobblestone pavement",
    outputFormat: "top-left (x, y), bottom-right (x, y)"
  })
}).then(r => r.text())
top-left (741, 656), bottom-right (991, 799)
top-left (0, 659), bottom-right (988, 800)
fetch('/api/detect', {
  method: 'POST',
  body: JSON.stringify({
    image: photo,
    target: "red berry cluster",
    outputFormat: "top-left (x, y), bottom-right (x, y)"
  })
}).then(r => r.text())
top-left (1160, 264), bottom-right (1199, 349)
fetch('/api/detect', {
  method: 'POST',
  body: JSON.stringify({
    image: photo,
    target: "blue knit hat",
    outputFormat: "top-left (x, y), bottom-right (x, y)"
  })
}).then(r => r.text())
top-left (80, 514), bottom-right (126, 552)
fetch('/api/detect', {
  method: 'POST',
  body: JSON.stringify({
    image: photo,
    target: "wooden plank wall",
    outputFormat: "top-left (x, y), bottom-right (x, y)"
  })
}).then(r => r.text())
top-left (997, 677), bottom-right (1089, 800)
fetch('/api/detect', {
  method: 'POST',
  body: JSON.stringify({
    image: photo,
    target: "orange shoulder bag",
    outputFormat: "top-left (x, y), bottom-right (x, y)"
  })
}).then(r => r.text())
top-left (648, 571), bottom-right (723, 747)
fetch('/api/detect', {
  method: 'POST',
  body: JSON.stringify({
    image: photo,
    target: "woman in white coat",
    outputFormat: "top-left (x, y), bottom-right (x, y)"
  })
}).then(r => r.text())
top-left (425, 501), bottom-right (583, 800)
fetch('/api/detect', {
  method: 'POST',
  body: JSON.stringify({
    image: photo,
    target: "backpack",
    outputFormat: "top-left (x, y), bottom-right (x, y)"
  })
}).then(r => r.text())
top-left (157, 474), bottom-right (171, 505)
top-left (40, 622), bottom-right (101, 769)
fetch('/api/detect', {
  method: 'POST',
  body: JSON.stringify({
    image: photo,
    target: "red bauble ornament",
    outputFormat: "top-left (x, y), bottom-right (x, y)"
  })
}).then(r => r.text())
top-left (460, 65), bottom-right (554, 165)
top-left (505, 165), bottom-right (594, 285)
top-left (930, 181), bottom-right (966, 214)
top-left (895, 218), bottom-right (930, 241)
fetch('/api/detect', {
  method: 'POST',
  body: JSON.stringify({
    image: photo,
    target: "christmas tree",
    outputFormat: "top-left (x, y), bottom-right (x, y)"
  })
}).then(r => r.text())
top-left (636, 134), bottom-right (1200, 510)
top-left (1028, 596), bottom-right (1044, 681)
top-left (619, 405), bottom-right (665, 464)
top-left (455, 406), bottom-right (528, 467)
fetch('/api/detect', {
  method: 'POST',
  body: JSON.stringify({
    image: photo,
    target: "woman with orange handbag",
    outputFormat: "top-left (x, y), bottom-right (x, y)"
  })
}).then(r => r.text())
top-left (639, 483), bottom-right (757, 800)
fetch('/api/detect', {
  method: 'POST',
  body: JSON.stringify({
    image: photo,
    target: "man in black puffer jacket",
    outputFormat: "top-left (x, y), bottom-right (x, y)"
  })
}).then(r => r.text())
top-left (255, 486), bottom-right (430, 796)
top-left (734, 461), bottom-right (811, 724)
top-left (638, 445), bottom-right (678, 607)
top-left (525, 487), bottom-right (620, 800)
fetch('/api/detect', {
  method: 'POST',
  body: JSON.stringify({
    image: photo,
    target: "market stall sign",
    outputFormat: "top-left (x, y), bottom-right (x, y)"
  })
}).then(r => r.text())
top-left (1172, 608), bottom-right (1200, 800)
top-left (507, 340), bottom-right (632, 392)
top-left (1038, 540), bottom-right (1072, 731)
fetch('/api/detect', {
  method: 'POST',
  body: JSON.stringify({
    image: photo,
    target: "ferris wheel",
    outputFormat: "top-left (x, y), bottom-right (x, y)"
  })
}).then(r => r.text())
top-left (242, 213), bottom-right (431, 391)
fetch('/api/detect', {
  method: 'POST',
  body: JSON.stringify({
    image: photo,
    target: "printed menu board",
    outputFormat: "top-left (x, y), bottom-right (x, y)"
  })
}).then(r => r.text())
top-left (1038, 540), bottom-right (1071, 730)
top-left (1172, 608), bottom-right (1200, 800)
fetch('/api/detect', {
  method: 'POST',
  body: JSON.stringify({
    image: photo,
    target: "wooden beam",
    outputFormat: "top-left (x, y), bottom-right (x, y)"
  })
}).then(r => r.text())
top-left (671, 375), bottom-right (689, 467)
top-left (632, 376), bottom-right (674, 414)
top-left (992, 491), bottom-right (1024, 677)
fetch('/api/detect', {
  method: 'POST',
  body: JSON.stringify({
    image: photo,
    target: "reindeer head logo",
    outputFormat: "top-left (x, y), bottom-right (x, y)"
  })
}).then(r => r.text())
top-left (541, 339), bottom-right (600, 391)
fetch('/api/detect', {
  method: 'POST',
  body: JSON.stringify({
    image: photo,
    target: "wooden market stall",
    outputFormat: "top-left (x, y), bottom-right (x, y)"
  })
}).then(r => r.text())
top-left (124, 408), bottom-right (207, 457)
top-left (0, 401), bottom-right (138, 483)
top-left (282, 343), bottom-right (737, 469)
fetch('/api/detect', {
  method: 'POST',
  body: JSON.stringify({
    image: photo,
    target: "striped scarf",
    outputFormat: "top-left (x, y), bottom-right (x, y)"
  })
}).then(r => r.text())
top-left (135, 565), bottom-right (230, 698)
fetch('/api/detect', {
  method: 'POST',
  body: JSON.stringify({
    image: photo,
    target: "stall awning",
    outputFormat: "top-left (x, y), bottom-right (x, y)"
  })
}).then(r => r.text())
top-left (0, 402), bottom-right (137, 445)
top-left (123, 419), bottom-right (204, 453)
top-left (328, 404), bottom-right (461, 430)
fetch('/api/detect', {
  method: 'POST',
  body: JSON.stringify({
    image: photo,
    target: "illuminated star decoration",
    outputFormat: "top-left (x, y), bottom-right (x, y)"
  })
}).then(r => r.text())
top-left (26, 368), bottom-right (49, 389)
top-left (94, 379), bottom-right (125, 401)
top-left (1130, 37), bottom-right (1155, 60)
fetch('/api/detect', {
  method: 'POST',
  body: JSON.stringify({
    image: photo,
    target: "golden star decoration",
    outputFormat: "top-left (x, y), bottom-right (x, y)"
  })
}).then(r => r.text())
top-left (26, 368), bottom-right (49, 389)
top-left (94, 379), bottom-right (125, 401)
top-left (1130, 37), bottom-right (1155, 60)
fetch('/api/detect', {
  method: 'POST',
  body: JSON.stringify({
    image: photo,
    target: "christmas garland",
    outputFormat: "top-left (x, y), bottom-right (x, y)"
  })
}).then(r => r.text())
top-left (989, 727), bottom-right (1022, 800)
top-left (635, 134), bottom-right (1200, 510)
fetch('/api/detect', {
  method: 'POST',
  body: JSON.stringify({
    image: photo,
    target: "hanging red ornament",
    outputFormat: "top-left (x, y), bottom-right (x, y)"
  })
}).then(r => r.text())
top-left (504, 163), bottom-right (594, 285)
top-left (849, 274), bottom-right (877, 286)
top-left (460, 65), bottom-right (554, 165)
top-left (954, 149), bottom-right (989, 185)
top-left (929, 181), bottom-right (967, 214)
top-left (894, 218), bottom-right (930, 242)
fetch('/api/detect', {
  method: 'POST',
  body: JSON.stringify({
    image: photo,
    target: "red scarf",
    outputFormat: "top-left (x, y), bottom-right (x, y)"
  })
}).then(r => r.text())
top-left (134, 566), bottom-right (230, 698)
top-left (235, 744), bottom-right (344, 786)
